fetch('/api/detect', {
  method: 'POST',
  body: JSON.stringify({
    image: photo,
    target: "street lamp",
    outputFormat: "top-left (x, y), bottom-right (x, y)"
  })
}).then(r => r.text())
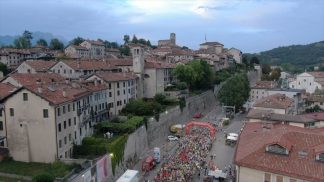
top-left (109, 153), bottom-right (114, 158)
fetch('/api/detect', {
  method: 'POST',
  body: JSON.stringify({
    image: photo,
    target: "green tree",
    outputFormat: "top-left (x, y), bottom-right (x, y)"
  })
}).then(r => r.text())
top-left (261, 64), bottom-right (271, 75)
top-left (0, 63), bottom-right (8, 75)
top-left (69, 37), bottom-right (85, 45)
top-left (146, 40), bottom-right (151, 47)
top-left (36, 39), bottom-right (48, 47)
top-left (131, 35), bottom-right (138, 44)
top-left (218, 73), bottom-right (250, 110)
top-left (32, 173), bottom-right (54, 182)
top-left (23, 30), bottom-right (33, 47)
top-left (270, 68), bottom-right (281, 80)
top-left (182, 46), bottom-right (189, 50)
top-left (14, 37), bottom-right (29, 48)
top-left (119, 46), bottom-right (130, 56)
top-left (49, 38), bottom-right (64, 50)
top-left (110, 42), bottom-right (119, 49)
top-left (250, 56), bottom-right (260, 65)
top-left (173, 60), bottom-right (213, 90)
top-left (123, 35), bottom-right (130, 45)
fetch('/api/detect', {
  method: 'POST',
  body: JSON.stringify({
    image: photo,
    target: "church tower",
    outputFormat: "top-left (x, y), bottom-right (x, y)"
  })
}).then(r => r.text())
top-left (170, 33), bottom-right (176, 46)
top-left (132, 46), bottom-right (144, 98)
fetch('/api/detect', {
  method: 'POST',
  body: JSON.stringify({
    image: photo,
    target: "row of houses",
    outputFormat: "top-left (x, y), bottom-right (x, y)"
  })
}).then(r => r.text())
top-left (0, 46), bottom-right (177, 163)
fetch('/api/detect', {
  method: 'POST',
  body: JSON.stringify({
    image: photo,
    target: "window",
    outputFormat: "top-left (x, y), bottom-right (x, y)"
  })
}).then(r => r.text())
top-left (123, 82), bottom-right (125, 87)
top-left (290, 179), bottom-right (297, 182)
top-left (63, 106), bottom-right (66, 114)
top-left (57, 108), bottom-right (61, 116)
top-left (266, 144), bottom-right (288, 155)
top-left (64, 121), bottom-right (66, 129)
top-left (23, 93), bottom-right (28, 101)
top-left (9, 108), bottom-right (14, 116)
top-left (317, 153), bottom-right (324, 162)
top-left (80, 128), bottom-right (82, 136)
top-left (69, 134), bottom-right (72, 141)
top-left (109, 83), bottom-right (111, 89)
top-left (74, 131), bottom-right (77, 139)
top-left (276, 176), bottom-right (283, 182)
top-left (109, 92), bottom-right (112, 97)
top-left (117, 90), bottom-right (120, 96)
top-left (43, 109), bottom-right (49, 118)
top-left (59, 140), bottom-right (62, 148)
top-left (73, 103), bottom-right (75, 111)
top-left (64, 136), bottom-right (67, 144)
top-left (117, 82), bottom-right (120, 88)
top-left (264, 173), bottom-right (271, 182)
top-left (58, 124), bottom-right (61, 132)
top-left (0, 121), bottom-right (3, 131)
top-left (74, 117), bottom-right (76, 125)
top-left (68, 104), bottom-right (70, 112)
top-left (68, 119), bottom-right (71, 127)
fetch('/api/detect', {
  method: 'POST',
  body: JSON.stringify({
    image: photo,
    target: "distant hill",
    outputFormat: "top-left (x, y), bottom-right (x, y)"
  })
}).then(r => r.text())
top-left (0, 31), bottom-right (68, 46)
top-left (245, 41), bottom-right (324, 67)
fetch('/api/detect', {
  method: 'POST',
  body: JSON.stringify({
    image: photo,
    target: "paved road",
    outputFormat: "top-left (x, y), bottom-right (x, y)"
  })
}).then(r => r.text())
top-left (134, 102), bottom-right (245, 182)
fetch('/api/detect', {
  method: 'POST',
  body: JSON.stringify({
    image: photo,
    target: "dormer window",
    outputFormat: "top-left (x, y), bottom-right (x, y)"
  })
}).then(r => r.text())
top-left (316, 153), bottom-right (324, 162)
top-left (266, 144), bottom-right (289, 155)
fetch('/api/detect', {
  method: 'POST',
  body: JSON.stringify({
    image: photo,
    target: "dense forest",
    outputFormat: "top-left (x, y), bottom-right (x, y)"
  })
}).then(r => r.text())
top-left (245, 41), bottom-right (324, 72)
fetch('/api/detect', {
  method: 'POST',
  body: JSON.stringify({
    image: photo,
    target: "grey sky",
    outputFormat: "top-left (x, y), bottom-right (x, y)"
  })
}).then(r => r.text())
top-left (0, 0), bottom-right (323, 53)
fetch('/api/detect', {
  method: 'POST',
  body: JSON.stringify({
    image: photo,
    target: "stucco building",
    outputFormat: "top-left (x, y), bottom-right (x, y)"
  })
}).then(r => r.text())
top-left (16, 60), bottom-right (57, 73)
top-left (158, 33), bottom-right (176, 48)
top-left (253, 93), bottom-right (295, 114)
top-left (64, 45), bottom-right (90, 59)
top-left (235, 122), bottom-right (324, 182)
top-left (80, 40), bottom-right (105, 59)
top-left (289, 72), bottom-right (324, 93)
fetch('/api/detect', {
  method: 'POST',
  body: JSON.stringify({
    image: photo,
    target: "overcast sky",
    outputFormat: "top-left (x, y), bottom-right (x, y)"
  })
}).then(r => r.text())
top-left (0, 0), bottom-right (323, 53)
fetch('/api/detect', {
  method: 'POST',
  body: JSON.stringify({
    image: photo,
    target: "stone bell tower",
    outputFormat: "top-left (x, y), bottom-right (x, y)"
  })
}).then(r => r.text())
top-left (131, 46), bottom-right (144, 98)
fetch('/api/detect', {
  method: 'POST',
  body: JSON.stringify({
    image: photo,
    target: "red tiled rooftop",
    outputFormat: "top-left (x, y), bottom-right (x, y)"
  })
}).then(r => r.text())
top-left (84, 40), bottom-right (104, 46)
top-left (308, 72), bottom-right (324, 78)
top-left (253, 93), bottom-right (294, 109)
top-left (24, 60), bottom-right (57, 72)
top-left (24, 82), bottom-right (91, 105)
top-left (9, 73), bottom-right (65, 86)
top-left (0, 83), bottom-right (17, 100)
top-left (301, 112), bottom-right (324, 121)
top-left (235, 122), bottom-right (324, 181)
top-left (61, 60), bottom-right (118, 71)
top-left (144, 61), bottom-right (176, 69)
top-left (252, 81), bottom-right (277, 89)
top-left (94, 72), bottom-right (138, 82)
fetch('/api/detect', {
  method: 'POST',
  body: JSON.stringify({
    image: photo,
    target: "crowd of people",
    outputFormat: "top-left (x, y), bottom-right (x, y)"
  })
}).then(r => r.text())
top-left (153, 127), bottom-right (213, 182)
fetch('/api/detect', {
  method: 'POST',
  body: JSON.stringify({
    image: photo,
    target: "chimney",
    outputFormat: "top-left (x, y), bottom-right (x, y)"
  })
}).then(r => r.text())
top-left (37, 86), bottom-right (42, 93)
top-left (65, 78), bottom-right (70, 84)
top-left (62, 88), bottom-right (67, 97)
top-left (36, 79), bottom-right (41, 85)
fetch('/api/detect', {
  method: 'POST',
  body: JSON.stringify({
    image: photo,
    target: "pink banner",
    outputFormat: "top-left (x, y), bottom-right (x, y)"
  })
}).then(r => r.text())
top-left (96, 155), bottom-right (108, 182)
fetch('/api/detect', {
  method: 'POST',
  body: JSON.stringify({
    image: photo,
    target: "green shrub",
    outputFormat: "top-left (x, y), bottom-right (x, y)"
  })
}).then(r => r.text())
top-left (223, 119), bottom-right (230, 126)
top-left (176, 82), bottom-right (187, 90)
top-left (32, 173), bottom-right (54, 182)
top-left (154, 93), bottom-right (166, 104)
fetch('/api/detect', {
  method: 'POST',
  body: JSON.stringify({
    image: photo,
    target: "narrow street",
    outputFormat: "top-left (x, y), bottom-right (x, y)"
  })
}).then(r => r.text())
top-left (135, 101), bottom-right (245, 182)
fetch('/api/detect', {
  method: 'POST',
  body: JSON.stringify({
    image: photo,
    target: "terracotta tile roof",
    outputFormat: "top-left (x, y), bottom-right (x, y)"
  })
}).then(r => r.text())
top-left (235, 122), bottom-right (324, 181)
top-left (105, 48), bottom-right (120, 53)
top-left (94, 72), bottom-right (138, 82)
top-left (24, 60), bottom-right (57, 72)
top-left (253, 93), bottom-right (294, 109)
top-left (308, 72), bottom-right (324, 78)
top-left (306, 94), bottom-right (324, 103)
top-left (70, 45), bottom-right (88, 50)
top-left (24, 82), bottom-right (91, 105)
top-left (107, 59), bottom-right (133, 66)
top-left (80, 80), bottom-right (107, 92)
top-left (61, 60), bottom-right (118, 71)
top-left (9, 73), bottom-right (65, 86)
top-left (252, 81), bottom-right (277, 89)
top-left (0, 83), bottom-right (17, 100)
top-left (247, 109), bottom-right (314, 124)
top-left (200, 42), bottom-right (224, 46)
top-left (151, 48), bottom-right (172, 53)
top-left (302, 112), bottom-right (324, 121)
top-left (144, 61), bottom-right (176, 69)
top-left (84, 40), bottom-right (104, 46)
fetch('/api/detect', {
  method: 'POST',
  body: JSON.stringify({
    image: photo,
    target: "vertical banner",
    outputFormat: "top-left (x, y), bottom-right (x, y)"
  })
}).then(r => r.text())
top-left (96, 155), bottom-right (108, 182)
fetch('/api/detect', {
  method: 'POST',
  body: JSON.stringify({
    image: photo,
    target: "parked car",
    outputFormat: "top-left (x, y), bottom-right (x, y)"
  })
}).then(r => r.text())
top-left (193, 113), bottom-right (203, 118)
top-left (167, 135), bottom-right (179, 141)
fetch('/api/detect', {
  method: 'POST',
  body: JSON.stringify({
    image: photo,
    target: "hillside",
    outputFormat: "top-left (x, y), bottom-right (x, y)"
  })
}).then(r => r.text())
top-left (0, 31), bottom-right (68, 46)
top-left (246, 41), bottom-right (324, 67)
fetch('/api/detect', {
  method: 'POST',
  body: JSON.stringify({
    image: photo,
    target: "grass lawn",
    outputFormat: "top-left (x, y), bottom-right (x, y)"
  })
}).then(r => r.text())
top-left (0, 161), bottom-right (73, 178)
top-left (0, 176), bottom-right (30, 182)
